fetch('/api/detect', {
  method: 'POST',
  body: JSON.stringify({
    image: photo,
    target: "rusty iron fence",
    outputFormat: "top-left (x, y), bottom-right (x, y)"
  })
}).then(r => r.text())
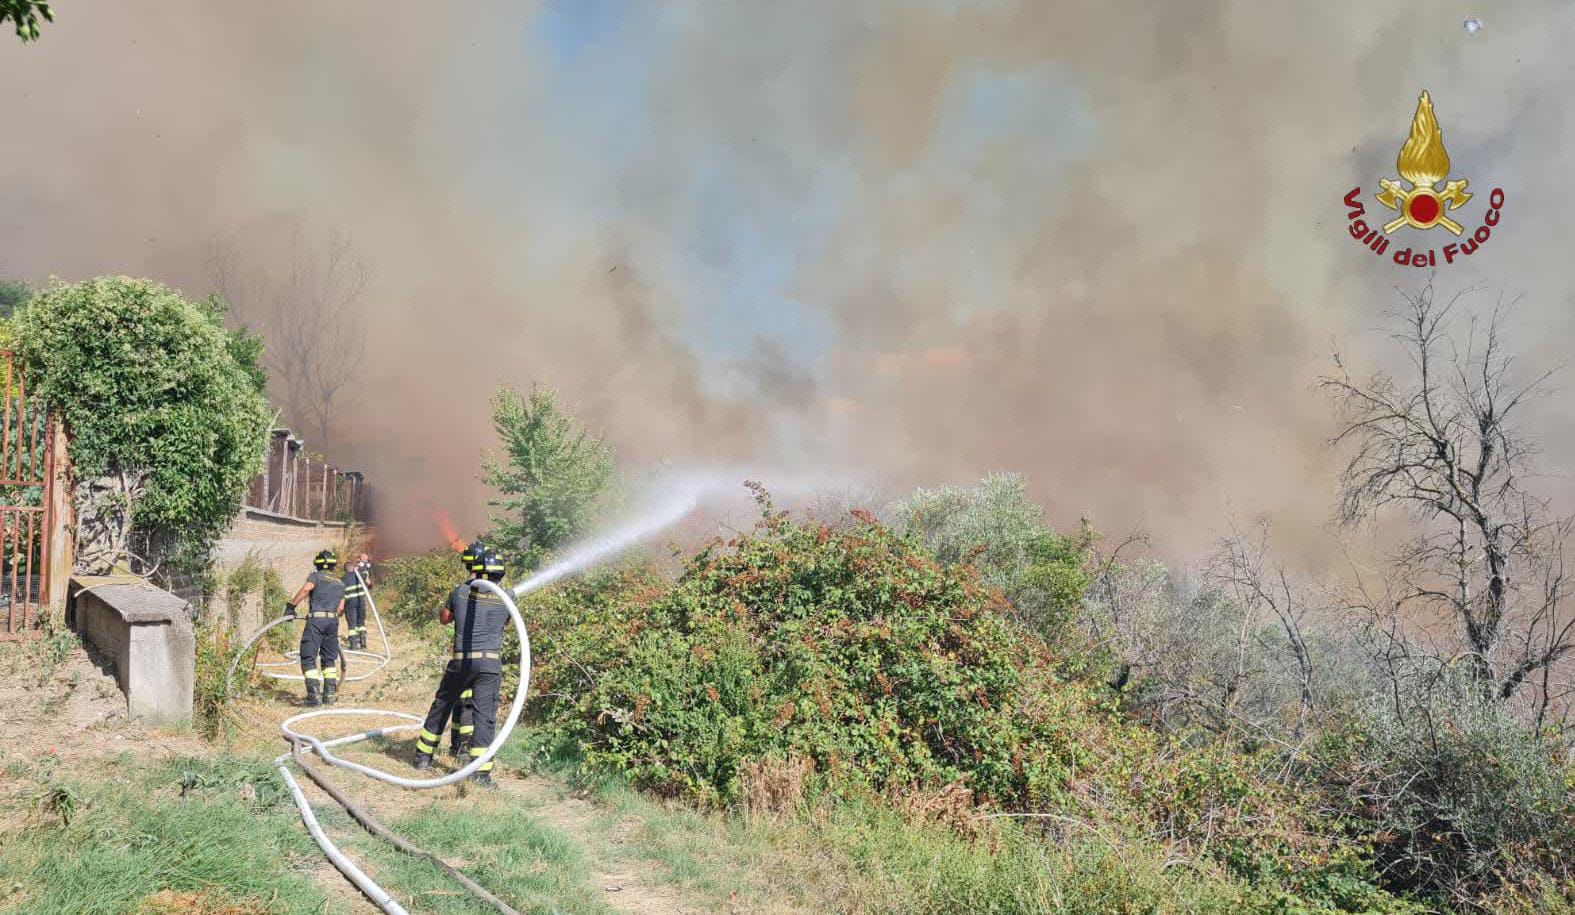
top-left (243, 428), bottom-right (370, 525)
top-left (0, 352), bottom-right (56, 640)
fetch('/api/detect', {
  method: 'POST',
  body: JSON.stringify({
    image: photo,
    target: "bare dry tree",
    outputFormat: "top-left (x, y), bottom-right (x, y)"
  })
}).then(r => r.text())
top-left (1080, 529), bottom-right (1154, 689)
top-left (209, 227), bottom-right (371, 446)
top-left (1204, 520), bottom-right (1318, 737)
top-left (1321, 281), bottom-right (1574, 718)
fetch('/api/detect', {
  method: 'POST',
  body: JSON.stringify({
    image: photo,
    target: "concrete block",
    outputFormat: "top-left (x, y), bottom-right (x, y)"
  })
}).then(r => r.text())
top-left (70, 576), bottom-right (194, 724)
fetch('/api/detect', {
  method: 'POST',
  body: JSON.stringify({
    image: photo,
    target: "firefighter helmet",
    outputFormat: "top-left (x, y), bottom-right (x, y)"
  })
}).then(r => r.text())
top-left (472, 548), bottom-right (506, 580)
top-left (461, 539), bottom-right (485, 570)
top-left (314, 549), bottom-right (338, 570)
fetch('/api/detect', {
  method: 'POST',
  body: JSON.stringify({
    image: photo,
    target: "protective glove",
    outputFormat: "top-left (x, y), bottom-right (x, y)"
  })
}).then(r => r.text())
top-left (284, 602), bottom-right (297, 620)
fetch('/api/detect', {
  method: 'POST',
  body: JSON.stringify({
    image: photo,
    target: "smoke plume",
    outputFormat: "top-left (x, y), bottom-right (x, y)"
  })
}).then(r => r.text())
top-left (4, 1), bottom-right (1574, 564)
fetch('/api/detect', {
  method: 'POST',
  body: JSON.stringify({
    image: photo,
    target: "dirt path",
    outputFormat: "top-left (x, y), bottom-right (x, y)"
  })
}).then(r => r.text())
top-left (233, 620), bottom-right (713, 915)
top-left (503, 778), bottom-right (701, 915)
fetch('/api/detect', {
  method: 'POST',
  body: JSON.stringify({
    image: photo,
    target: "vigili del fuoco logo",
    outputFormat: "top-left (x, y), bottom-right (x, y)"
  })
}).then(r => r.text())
top-left (1343, 91), bottom-right (1504, 267)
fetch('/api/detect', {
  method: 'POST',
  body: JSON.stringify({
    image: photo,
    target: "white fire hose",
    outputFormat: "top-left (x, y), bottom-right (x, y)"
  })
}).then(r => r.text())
top-left (227, 485), bottom-right (711, 913)
top-left (225, 570), bottom-right (392, 691)
top-left (231, 576), bottom-right (531, 914)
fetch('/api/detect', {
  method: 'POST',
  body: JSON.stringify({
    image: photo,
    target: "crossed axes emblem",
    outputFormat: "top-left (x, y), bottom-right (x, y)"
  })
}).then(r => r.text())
top-left (1375, 177), bottom-right (1472, 235)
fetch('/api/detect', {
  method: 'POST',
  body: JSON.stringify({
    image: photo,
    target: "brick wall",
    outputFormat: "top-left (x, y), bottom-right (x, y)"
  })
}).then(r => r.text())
top-left (203, 508), bottom-right (363, 635)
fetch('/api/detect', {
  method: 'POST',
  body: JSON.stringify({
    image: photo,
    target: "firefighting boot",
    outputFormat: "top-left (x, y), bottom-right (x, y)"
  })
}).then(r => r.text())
top-left (303, 679), bottom-right (321, 707)
top-left (470, 770), bottom-right (495, 789)
top-left (412, 751), bottom-right (433, 771)
top-left (322, 680), bottom-right (338, 705)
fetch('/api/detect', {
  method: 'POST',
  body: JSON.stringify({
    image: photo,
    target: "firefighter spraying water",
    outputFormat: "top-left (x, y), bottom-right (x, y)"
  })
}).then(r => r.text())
top-left (411, 547), bottom-right (510, 786)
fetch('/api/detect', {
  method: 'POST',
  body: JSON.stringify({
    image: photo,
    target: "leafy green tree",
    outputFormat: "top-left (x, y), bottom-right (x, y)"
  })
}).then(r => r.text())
top-left (893, 473), bottom-right (1092, 642)
top-left (2, 0), bottom-right (50, 42)
top-left (0, 279), bottom-right (30, 317)
top-left (14, 277), bottom-right (272, 566)
top-left (483, 384), bottom-right (615, 570)
top-left (203, 294), bottom-right (268, 394)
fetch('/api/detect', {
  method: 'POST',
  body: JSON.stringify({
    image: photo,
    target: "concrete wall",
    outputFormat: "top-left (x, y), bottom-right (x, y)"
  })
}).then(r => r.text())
top-left (204, 508), bottom-right (359, 635)
top-left (71, 576), bottom-right (194, 723)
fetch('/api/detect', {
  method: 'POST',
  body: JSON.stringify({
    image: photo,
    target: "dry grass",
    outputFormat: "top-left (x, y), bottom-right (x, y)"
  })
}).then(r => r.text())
top-left (133, 890), bottom-right (272, 915)
top-left (885, 781), bottom-right (981, 839)
top-left (738, 755), bottom-right (813, 821)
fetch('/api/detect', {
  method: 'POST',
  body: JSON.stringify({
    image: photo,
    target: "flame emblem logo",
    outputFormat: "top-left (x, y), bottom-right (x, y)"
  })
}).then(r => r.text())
top-left (1375, 92), bottom-right (1472, 235)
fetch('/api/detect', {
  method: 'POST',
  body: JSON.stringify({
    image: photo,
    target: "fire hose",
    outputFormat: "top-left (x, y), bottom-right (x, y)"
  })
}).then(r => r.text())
top-left (230, 577), bottom-right (531, 914)
top-left (226, 484), bottom-right (710, 913)
top-left (224, 570), bottom-right (392, 692)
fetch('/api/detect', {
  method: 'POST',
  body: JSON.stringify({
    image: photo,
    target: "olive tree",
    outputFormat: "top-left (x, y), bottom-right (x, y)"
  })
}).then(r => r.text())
top-left (893, 473), bottom-right (1092, 643)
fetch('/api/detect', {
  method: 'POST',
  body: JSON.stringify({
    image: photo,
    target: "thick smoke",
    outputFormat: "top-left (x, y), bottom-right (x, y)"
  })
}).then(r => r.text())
top-left (3, 1), bottom-right (1574, 563)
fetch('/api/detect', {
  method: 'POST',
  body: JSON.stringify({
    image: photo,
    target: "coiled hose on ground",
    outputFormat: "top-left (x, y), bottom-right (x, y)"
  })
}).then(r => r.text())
top-left (224, 570), bottom-right (392, 691)
top-left (229, 575), bottom-right (530, 914)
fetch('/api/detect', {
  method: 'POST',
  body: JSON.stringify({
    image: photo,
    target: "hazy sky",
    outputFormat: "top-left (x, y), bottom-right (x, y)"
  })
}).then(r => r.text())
top-left (3, 1), bottom-right (1573, 560)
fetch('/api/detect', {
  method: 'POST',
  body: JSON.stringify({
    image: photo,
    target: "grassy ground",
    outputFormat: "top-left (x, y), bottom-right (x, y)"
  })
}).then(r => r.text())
top-left (1, 618), bottom-right (1276, 915)
top-left (501, 742), bottom-right (1262, 915)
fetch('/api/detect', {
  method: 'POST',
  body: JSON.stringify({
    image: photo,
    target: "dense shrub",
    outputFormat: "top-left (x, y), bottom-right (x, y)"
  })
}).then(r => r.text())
top-left (893, 473), bottom-right (1092, 645)
top-left (1318, 671), bottom-right (1575, 906)
top-left (524, 500), bottom-right (1408, 911)
top-left (533, 508), bottom-right (1023, 803)
top-left (13, 277), bottom-right (270, 556)
top-left (377, 548), bottom-right (466, 626)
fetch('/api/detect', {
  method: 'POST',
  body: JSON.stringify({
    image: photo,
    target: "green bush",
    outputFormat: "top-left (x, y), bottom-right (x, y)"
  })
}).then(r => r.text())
top-left (1318, 671), bottom-right (1575, 905)
top-left (524, 499), bottom-right (1408, 911)
top-left (893, 473), bottom-right (1093, 645)
top-left (0, 278), bottom-right (29, 317)
top-left (379, 547), bottom-right (466, 626)
top-left (13, 278), bottom-right (270, 553)
top-left (533, 507), bottom-right (1022, 805)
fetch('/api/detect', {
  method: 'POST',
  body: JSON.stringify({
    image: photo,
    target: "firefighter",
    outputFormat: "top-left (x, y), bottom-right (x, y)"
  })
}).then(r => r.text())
top-left (285, 549), bottom-right (346, 707)
top-left (448, 540), bottom-right (486, 758)
top-left (343, 554), bottom-right (371, 650)
top-left (413, 548), bottom-right (509, 786)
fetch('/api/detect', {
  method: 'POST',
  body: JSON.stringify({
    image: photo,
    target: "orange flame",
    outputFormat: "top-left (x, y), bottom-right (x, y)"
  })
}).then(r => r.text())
top-left (1397, 91), bottom-right (1451, 188)
top-left (432, 510), bottom-right (464, 551)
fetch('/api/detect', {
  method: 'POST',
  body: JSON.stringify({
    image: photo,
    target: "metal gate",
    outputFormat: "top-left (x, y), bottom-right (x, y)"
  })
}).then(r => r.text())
top-left (0, 352), bottom-right (54, 640)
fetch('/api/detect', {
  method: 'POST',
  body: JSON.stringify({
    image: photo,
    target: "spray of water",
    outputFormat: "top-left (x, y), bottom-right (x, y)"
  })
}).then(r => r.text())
top-left (510, 467), bottom-right (855, 598)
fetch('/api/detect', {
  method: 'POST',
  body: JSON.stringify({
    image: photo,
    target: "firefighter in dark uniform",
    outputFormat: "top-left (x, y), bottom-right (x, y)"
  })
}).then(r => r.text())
top-left (448, 540), bottom-right (486, 758)
top-left (413, 548), bottom-right (509, 786)
top-left (343, 554), bottom-right (370, 651)
top-left (286, 549), bottom-right (346, 707)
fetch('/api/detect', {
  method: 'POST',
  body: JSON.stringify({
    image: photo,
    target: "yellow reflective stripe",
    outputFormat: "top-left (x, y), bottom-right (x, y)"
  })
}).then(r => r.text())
top-left (303, 668), bottom-right (323, 680)
top-left (460, 689), bottom-right (473, 699)
top-left (416, 738), bottom-right (435, 753)
top-left (469, 747), bottom-right (493, 771)
top-left (420, 729), bottom-right (440, 744)
top-left (458, 725), bottom-right (475, 735)
top-left (322, 667), bottom-right (339, 679)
